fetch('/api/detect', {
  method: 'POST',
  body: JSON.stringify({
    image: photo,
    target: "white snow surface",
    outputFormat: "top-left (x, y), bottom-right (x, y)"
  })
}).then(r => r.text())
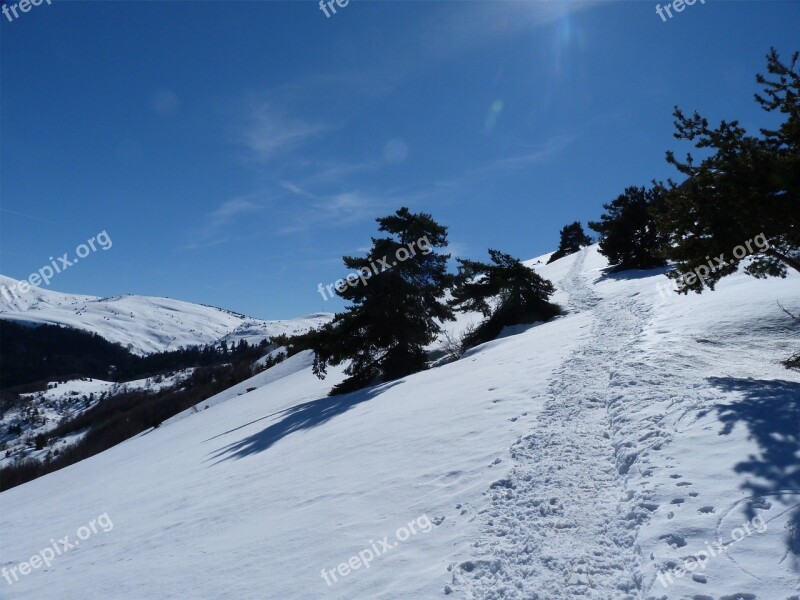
top-left (0, 274), bottom-right (332, 355)
top-left (0, 373), bottom-right (193, 469)
top-left (1, 247), bottom-right (799, 600)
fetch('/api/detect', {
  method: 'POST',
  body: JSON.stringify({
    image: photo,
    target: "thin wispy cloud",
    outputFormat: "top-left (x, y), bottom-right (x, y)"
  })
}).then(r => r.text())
top-left (277, 178), bottom-right (440, 237)
top-left (222, 2), bottom-right (593, 239)
top-left (242, 101), bottom-right (330, 163)
top-left (280, 180), bottom-right (316, 199)
top-left (415, 1), bottom-right (593, 62)
top-left (323, 192), bottom-right (375, 223)
top-left (487, 135), bottom-right (575, 172)
top-left (332, 1), bottom-right (600, 97)
top-left (430, 135), bottom-right (575, 192)
top-left (445, 241), bottom-right (470, 260)
top-left (277, 190), bottom-right (387, 235)
top-left (210, 197), bottom-right (262, 226)
top-left (185, 195), bottom-right (267, 249)
top-left (300, 159), bottom-right (382, 186)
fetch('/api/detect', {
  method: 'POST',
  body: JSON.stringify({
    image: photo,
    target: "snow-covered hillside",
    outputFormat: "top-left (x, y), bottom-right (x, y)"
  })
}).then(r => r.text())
top-left (0, 275), bottom-right (331, 355)
top-left (0, 372), bottom-right (193, 469)
top-left (1, 248), bottom-right (798, 600)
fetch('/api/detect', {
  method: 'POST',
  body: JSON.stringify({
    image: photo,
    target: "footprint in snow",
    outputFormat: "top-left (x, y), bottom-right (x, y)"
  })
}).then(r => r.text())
top-left (659, 533), bottom-right (687, 548)
top-left (490, 479), bottom-right (513, 489)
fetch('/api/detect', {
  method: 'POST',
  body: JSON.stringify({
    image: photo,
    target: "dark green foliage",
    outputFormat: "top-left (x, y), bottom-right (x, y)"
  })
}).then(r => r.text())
top-left (311, 208), bottom-right (455, 395)
top-left (0, 347), bottom-right (282, 492)
top-left (269, 332), bottom-right (311, 357)
top-left (0, 321), bottom-right (133, 389)
top-left (0, 320), bottom-right (270, 391)
top-left (547, 221), bottom-right (593, 264)
top-left (656, 48), bottom-right (800, 292)
top-left (451, 249), bottom-right (561, 348)
top-left (589, 185), bottom-right (668, 271)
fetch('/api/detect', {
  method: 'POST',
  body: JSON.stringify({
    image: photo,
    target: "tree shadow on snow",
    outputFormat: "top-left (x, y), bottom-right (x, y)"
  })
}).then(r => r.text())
top-left (206, 382), bottom-right (399, 464)
top-left (592, 264), bottom-right (671, 284)
top-left (707, 377), bottom-right (800, 557)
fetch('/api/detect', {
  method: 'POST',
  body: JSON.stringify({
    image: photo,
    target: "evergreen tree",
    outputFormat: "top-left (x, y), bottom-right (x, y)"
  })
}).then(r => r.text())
top-left (451, 249), bottom-right (560, 348)
top-left (547, 221), bottom-right (593, 264)
top-left (312, 208), bottom-right (455, 395)
top-left (656, 48), bottom-right (800, 292)
top-left (589, 185), bottom-right (667, 271)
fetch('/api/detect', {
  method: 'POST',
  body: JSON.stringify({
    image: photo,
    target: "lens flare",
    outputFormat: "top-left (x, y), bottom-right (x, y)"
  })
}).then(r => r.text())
top-left (484, 100), bottom-right (504, 135)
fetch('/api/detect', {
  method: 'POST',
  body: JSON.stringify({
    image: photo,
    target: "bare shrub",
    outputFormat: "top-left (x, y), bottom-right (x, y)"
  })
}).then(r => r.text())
top-left (440, 324), bottom-right (477, 361)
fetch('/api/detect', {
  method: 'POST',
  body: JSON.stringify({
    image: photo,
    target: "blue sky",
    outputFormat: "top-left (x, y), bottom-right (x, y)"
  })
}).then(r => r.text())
top-left (1, 0), bottom-right (798, 319)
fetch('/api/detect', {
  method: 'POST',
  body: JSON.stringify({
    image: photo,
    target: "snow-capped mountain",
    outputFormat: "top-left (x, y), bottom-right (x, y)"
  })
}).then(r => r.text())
top-left (0, 248), bottom-right (798, 600)
top-left (0, 274), bottom-right (332, 355)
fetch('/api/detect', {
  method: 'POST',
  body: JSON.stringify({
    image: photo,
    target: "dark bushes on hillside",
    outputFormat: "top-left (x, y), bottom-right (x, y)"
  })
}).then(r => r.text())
top-left (451, 249), bottom-right (561, 349)
top-left (0, 346), bottom-right (283, 492)
top-left (0, 320), bottom-right (269, 390)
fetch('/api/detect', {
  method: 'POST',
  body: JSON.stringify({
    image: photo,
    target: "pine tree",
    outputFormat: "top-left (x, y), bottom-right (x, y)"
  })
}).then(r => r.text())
top-left (312, 208), bottom-right (455, 395)
top-left (589, 185), bottom-right (667, 271)
top-left (547, 222), bottom-right (593, 264)
top-left (656, 48), bottom-right (800, 292)
top-left (451, 249), bottom-right (560, 348)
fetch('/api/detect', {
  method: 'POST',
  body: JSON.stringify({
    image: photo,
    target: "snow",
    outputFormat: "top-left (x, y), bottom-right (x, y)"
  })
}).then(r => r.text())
top-left (0, 372), bottom-right (193, 468)
top-left (0, 274), bottom-right (332, 355)
top-left (1, 247), bottom-right (798, 599)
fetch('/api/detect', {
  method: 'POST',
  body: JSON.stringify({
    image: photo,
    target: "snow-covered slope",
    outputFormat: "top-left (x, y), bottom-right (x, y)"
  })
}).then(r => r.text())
top-left (1, 248), bottom-right (798, 600)
top-left (0, 372), bottom-right (194, 469)
top-left (0, 275), bottom-right (331, 354)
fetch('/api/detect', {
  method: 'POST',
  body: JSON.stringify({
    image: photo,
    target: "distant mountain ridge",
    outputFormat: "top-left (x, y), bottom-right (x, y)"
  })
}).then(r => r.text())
top-left (0, 274), bottom-right (332, 355)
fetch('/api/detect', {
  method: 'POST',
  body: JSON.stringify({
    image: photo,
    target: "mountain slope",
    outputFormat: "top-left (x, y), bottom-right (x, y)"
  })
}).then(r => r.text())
top-left (0, 275), bottom-right (331, 355)
top-left (0, 248), bottom-right (798, 600)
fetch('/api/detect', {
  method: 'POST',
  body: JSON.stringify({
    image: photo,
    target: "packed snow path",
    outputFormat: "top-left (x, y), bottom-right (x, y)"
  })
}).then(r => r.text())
top-left (458, 249), bottom-right (653, 599)
top-left (1, 247), bottom-right (796, 599)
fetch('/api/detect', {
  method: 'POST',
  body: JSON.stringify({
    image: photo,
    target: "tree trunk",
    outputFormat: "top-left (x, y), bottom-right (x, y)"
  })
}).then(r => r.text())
top-left (766, 248), bottom-right (800, 274)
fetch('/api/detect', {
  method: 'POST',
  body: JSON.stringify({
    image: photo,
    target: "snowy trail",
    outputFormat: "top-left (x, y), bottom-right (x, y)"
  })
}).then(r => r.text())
top-left (2, 247), bottom-right (797, 600)
top-left (458, 249), bottom-right (653, 599)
